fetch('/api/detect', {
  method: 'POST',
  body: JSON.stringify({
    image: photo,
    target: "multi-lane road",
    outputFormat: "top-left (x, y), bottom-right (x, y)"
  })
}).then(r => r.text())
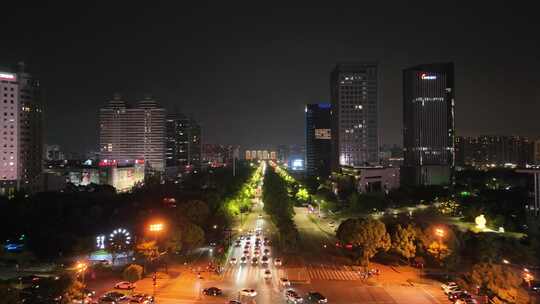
top-left (92, 193), bottom-right (446, 303)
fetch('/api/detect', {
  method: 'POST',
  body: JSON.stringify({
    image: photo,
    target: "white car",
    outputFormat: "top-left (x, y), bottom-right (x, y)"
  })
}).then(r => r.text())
top-left (444, 285), bottom-right (461, 295)
top-left (285, 289), bottom-right (303, 303)
top-left (230, 258), bottom-right (237, 265)
top-left (263, 269), bottom-right (272, 279)
top-left (441, 282), bottom-right (458, 291)
top-left (240, 288), bottom-right (257, 297)
top-left (274, 258), bottom-right (282, 266)
top-left (114, 281), bottom-right (135, 290)
top-left (280, 278), bottom-right (291, 287)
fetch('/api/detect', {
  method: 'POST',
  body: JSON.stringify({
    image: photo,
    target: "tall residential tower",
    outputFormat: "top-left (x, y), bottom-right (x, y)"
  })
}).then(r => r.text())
top-left (0, 63), bottom-right (43, 195)
top-left (99, 95), bottom-right (166, 172)
top-left (330, 63), bottom-right (379, 169)
top-left (402, 62), bottom-right (455, 186)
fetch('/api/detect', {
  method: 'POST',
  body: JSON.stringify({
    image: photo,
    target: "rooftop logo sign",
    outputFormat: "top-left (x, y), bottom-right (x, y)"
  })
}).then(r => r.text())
top-left (420, 73), bottom-right (437, 80)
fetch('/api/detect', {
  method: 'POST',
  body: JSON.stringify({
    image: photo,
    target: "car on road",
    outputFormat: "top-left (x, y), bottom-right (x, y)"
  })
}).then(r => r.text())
top-left (240, 256), bottom-right (247, 264)
top-left (254, 250), bottom-right (260, 257)
top-left (203, 287), bottom-right (222, 296)
top-left (274, 258), bottom-right (282, 266)
top-left (230, 258), bottom-right (237, 265)
top-left (441, 282), bottom-right (458, 293)
top-left (100, 291), bottom-right (127, 303)
top-left (449, 290), bottom-right (472, 301)
top-left (263, 248), bottom-right (270, 255)
top-left (228, 301), bottom-right (242, 304)
top-left (129, 293), bottom-right (154, 303)
top-left (243, 250), bottom-right (250, 256)
top-left (263, 269), bottom-right (272, 279)
top-left (251, 257), bottom-right (258, 265)
top-left (444, 285), bottom-right (461, 295)
top-left (258, 214), bottom-right (263, 219)
top-left (285, 289), bottom-right (303, 303)
top-left (447, 290), bottom-right (467, 301)
top-left (455, 299), bottom-right (478, 304)
top-left (261, 255), bottom-right (269, 263)
top-left (307, 291), bottom-right (327, 303)
top-left (240, 289), bottom-right (257, 297)
top-left (99, 296), bottom-right (118, 303)
top-left (114, 281), bottom-right (135, 290)
top-left (530, 281), bottom-right (540, 292)
top-left (280, 278), bottom-right (291, 287)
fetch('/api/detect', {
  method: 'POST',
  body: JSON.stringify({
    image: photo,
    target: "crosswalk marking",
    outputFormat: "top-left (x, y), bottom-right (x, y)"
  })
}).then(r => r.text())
top-left (305, 264), bottom-right (362, 281)
top-left (222, 264), bottom-right (363, 282)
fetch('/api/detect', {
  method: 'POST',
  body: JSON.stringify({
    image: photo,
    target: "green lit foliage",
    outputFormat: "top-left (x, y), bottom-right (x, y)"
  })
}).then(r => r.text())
top-left (224, 163), bottom-right (264, 217)
top-left (263, 166), bottom-right (299, 250)
top-left (295, 188), bottom-right (309, 203)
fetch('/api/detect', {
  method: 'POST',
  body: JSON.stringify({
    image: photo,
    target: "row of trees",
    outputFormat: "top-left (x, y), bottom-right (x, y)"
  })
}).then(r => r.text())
top-left (263, 166), bottom-right (299, 249)
top-left (0, 163), bottom-right (255, 262)
top-left (336, 216), bottom-right (537, 303)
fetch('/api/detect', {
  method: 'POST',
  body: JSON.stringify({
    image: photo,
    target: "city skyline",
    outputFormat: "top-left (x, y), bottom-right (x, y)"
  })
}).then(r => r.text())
top-left (1, 2), bottom-right (539, 153)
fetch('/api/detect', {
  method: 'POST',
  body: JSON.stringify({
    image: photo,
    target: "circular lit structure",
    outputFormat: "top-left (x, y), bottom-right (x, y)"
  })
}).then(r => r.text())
top-left (109, 228), bottom-right (131, 247)
top-left (475, 214), bottom-right (487, 230)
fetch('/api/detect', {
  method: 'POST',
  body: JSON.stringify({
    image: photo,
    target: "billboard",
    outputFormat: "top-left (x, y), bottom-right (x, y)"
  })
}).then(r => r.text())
top-left (315, 128), bottom-right (331, 140)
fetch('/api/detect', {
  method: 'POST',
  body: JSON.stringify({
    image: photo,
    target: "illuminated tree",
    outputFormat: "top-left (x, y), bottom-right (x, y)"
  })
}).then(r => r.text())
top-left (337, 218), bottom-right (390, 266)
top-left (470, 262), bottom-right (527, 304)
top-left (296, 188), bottom-right (310, 203)
top-left (427, 241), bottom-right (451, 265)
top-left (391, 224), bottom-right (417, 261)
top-left (123, 264), bottom-right (144, 282)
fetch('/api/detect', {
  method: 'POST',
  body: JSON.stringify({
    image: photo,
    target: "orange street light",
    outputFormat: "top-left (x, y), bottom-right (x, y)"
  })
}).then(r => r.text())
top-left (435, 227), bottom-right (445, 238)
top-left (149, 223), bottom-right (164, 232)
top-left (75, 262), bottom-right (87, 284)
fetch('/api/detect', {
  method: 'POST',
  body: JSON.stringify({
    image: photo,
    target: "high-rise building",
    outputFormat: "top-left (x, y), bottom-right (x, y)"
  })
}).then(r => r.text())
top-left (534, 139), bottom-right (540, 165)
top-left (455, 135), bottom-right (534, 167)
top-left (165, 113), bottom-right (201, 174)
top-left (202, 144), bottom-right (238, 168)
top-left (0, 63), bottom-right (43, 195)
top-left (305, 103), bottom-right (332, 178)
top-left (330, 63), bottom-right (379, 169)
top-left (402, 62), bottom-right (455, 186)
top-left (45, 144), bottom-right (65, 161)
top-left (99, 95), bottom-right (166, 172)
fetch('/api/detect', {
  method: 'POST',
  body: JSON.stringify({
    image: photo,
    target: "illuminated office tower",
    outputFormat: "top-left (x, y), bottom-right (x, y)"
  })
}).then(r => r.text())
top-left (402, 62), bottom-right (455, 186)
top-left (330, 63), bottom-right (379, 169)
top-left (306, 103), bottom-right (332, 177)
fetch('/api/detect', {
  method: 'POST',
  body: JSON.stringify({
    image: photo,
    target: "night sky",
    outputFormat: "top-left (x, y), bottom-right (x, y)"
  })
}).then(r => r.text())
top-left (1, 2), bottom-right (539, 154)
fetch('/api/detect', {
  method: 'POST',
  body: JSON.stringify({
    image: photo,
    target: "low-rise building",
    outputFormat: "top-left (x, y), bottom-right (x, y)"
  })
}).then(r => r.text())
top-left (341, 165), bottom-right (400, 193)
